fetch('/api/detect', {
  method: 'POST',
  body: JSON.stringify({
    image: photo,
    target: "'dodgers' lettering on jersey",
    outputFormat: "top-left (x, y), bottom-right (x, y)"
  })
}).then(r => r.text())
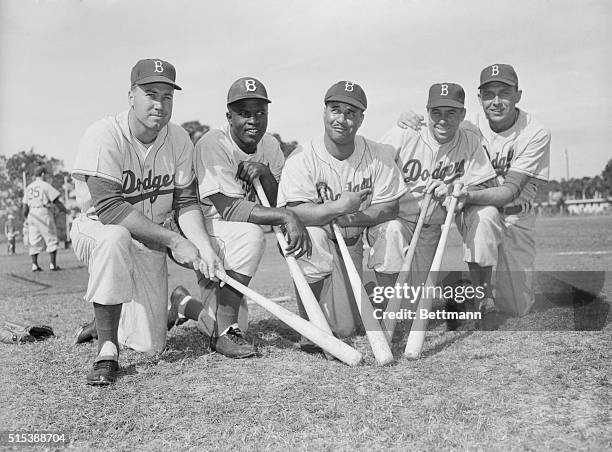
top-left (402, 158), bottom-right (465, 184)
top-left (488, 147), bottom-right (515, 177)
top-left (122, 170), bottom-right (175, 203)
top-left (320, 177), bottom-right (372, 201)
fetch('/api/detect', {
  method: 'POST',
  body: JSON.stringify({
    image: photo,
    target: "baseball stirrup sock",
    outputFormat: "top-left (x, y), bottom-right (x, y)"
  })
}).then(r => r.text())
top-left (181, 296), bottom-right (203, 321)
top-left (216, 286), bottom-right (243, 333)
top-left (93, 302), bottom-right (121, 355)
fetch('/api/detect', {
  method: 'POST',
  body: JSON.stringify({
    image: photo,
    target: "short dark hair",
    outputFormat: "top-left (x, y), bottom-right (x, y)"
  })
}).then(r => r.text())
top-left (34, 166), bottom-right (47, 177)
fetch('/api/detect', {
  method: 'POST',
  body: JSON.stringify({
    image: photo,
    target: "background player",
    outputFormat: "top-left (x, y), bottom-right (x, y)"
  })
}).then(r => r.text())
top-left (4, 213), bottom-right (18, 255)
top-left (22, 166), bottom-right (67, 271)
top-left (71, 58), bottom-right (224, 386)
top-left (277, 81), bottom-right (406, 348)
top-left (168, 77), bottom-right (311, 359)
top-left (372, 82), bottom-right (497, 318)
top-left (398, 64), bottom-right (550, 316)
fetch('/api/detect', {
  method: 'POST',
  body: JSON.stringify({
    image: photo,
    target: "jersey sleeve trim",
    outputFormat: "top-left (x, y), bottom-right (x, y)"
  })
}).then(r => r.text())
top-left (71, 169), bottom-right (122, 185)
top-left (507, 167), bottom-right (548, 182)
top-left (276, 195), bottom-right (314, 208)
top-left (465, 173), bottom-right (497, 188)
top-left (199, 186), bottom-right (246, 200)
top-left (370, 185), bottom-right (409, 206)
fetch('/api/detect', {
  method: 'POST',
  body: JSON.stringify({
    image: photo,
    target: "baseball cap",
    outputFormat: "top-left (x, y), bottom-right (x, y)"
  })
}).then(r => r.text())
top-left (426, 83), bottom-right (465, 109)
top-left (324, 81), bottom-right (367, 111)
top-left (227, 77), bottom-right (271, 105)
top-left (34, 166), bottom-right (47, 177)
top-left (130, 59), bottom-right (182, 90)
top-left (478, 63), bottom-right (518, 89)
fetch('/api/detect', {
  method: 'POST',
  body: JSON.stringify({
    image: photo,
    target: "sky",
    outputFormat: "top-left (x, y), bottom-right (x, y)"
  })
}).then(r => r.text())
top-left (0, 0), bottom-right (610, 181)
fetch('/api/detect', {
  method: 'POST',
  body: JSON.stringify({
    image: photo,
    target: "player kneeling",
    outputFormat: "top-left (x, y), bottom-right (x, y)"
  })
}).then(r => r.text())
top-left (166, 77), bottom-right (310, 359)
top-left (277, 81), bottom-right (407, 350)
top-left (71, 59), bottom-right (224, 386)
top-left (370, 83), bottom-right (499, 330)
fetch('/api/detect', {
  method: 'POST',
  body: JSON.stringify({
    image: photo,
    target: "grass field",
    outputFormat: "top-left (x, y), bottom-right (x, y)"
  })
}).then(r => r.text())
top-left (0, 215), bottom-right (611, 451)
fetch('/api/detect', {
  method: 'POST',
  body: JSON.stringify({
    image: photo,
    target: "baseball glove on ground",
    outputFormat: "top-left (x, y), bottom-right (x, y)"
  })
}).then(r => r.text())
top-left (0, 320), bottom-right (55, 344)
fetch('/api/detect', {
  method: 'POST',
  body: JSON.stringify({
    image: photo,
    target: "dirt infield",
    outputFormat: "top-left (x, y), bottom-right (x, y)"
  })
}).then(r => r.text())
top-left (0, 215), bottom-right (610, 450)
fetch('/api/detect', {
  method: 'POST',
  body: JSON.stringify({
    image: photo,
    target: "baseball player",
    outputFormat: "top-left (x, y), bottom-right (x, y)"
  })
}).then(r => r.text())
top-left (22, 166), bottom-right (67, 271)
top-left (371, 83), bottom-right (497, 314)
top-left (398, 64), bottom-right (550, 316)
top-left (4, 214), bottom-right (18, 254)
top-left (70, 58), bottom-right (224, 386)
top-left (168, 77), bottom-right (311, 359)
top-left (277, 81), bottom-right (407, 348)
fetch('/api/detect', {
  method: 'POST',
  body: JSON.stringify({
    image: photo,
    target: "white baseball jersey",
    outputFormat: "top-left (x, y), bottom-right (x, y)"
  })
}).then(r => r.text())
top-left (463, 109), bottom-right (550, 207)
top-left (24, 178), bottom-right (60, 209)
top-left (277, 135), bottom-right (407, 238)
top-left (24, 177), bottom-right (61, 255)
top-left (72, 110), bottom-right (194, 223)
top-left (379, 125), bottom-right (496, 223)
top-left (70, 110), bottom-right (194, 354)
top-left (195, 126), bottom-right (285, 220)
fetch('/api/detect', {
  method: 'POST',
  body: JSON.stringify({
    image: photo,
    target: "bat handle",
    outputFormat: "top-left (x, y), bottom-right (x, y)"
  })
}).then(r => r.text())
top-left (451, 181), bottom-right (464, 198)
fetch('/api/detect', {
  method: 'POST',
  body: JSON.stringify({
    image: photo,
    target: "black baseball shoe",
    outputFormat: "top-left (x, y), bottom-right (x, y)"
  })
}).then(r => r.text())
top-left (73, 319), bottom-right (97, 345)
top-left (168, 286), bottom-right (190, 330)
top-left (299, 336), bottom-right (323, 354)
top-left (211, 325), bottom-right (257, 359)
top-left (31, 264), bottom-right (43, 272)
top-left (478, 297), bottom-right (497, 315)
top-left (86, 359), bottom-right (119, 386)
top-left (49, 264), bottom-right (62, 271)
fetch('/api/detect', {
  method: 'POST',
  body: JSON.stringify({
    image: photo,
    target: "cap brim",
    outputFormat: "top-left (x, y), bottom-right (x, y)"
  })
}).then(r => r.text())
top-left (136, 76), bottom-right (182, 90)
top-left (427, 100), bottom-right (465, 109)
top-left (227, 94), bottom-right (271, 105)
top-left (325, 95), bottom-right (366, 111)
top-left (478, 77), bottom-right (517, 89)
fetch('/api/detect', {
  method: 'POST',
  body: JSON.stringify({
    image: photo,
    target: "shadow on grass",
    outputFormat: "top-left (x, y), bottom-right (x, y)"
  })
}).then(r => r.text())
top-left (248, 318), bottom-right (301, 350)
top-left (163, 326), bottom-right (212, 362)
top-left (534, 271), bottom-right (610, 331)
top-left (419, 330), bottom-right (475, 359)
top-left (164, 318), bottom-right (301, 361)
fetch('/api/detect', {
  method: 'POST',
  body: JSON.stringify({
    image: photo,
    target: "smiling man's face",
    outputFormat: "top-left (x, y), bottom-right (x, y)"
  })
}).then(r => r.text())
top-left (323, 101), bottom-right (364, 146)
top-left (227, 98), bottom-right (269, 153)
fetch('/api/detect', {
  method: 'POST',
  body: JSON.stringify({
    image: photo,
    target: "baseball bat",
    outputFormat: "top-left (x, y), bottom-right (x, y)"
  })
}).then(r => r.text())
top-left (216, 271), bottom-right (363, 366)
top-left (252, 179), bottom-right (333, 336)
top-left (22, 171), bottom-right (29, 248)
top-left (404, 182), bottom-right (464, 359)
top-left (381, 192), bottom-right (433, 341)
top-left (316, 184), bottom-right (394, 366)
top-left (64, 176), bottom-right (70, 245)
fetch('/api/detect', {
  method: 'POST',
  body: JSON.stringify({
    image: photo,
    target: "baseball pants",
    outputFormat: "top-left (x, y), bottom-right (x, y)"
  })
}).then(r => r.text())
top-left (367, 217), bottom-right (442, 287)
top-left (71, 214), bottom-right (168, 354)
top-left (294, 225), bottom-right (363, 338)
top-left (27, 207), bottom-right (59, 255)
top-left (194, 218), bottom-right (265, 337)
top-left (458, 205), bottom-right (536, 316)
top-left (495, 212), bottom-right (537, 316)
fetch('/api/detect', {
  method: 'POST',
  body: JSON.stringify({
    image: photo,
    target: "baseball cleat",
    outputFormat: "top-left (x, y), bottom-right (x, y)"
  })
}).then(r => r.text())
top-left (86, 359), bottom-right (119, 386)
top-left (211, 326), bottom-right (257, 359)
top-left (49, 265), bottom-right (62, 271)
top-left (478, 297), bottom-right (497, 315)
top-left (32, 264), bottom-right (43, 272)
top-left (299, 336), bottom-right (323, 354)
top-left (168, 286), bottom-right (189, 330)
top-left (73, 319), bottom-right (97, 345)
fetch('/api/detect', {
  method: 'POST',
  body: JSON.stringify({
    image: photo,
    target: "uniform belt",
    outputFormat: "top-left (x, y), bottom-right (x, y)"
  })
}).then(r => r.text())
top-left (499, 203), bottom-right (531, 215)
